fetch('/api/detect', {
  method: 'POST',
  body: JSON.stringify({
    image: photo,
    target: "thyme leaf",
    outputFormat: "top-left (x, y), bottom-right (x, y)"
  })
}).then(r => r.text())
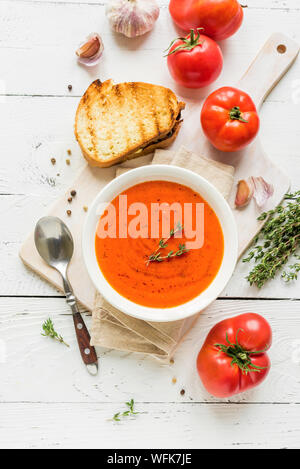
top-left (113, 413), bottom-right (121, 422)
top-left (41, 318), bottom-right (69, 348)
top-left (146, 222), bottom-right (189, 264)
top-left (243, 190), bottom-right (300, 288)
top-left (112, 399), bottom-right (139, 422)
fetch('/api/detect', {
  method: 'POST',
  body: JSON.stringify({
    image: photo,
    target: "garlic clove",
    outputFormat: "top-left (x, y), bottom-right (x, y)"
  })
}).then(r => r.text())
top-left (235, 176), bottom-right (274, 209)
top-left (77, 36), bottom-right (101, 59)
top-left (76, 33), bottom-right (104, 67)
top-left (250, 176), bottom-right (274, 208)
top-left (235, 179), bottom-right (254, 208)
top-left (106, 0), bottom-right (160, 38)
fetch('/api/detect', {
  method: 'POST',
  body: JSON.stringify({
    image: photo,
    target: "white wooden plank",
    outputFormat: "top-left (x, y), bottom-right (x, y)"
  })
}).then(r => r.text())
top-left (0, 2), bottom-right (299, 98)
top-left (0, 402), bottom-right (299, 449)
top-left (1, 297), bottom-right (300, 404)
top-left (10, 0), bottom-right (300, 10)
top-left (1, 95), bottom-right (299, 297)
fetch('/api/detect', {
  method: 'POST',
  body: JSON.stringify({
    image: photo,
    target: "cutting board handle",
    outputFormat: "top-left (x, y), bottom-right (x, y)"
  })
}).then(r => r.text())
top-left (237, 33), bottom-right (299, 109)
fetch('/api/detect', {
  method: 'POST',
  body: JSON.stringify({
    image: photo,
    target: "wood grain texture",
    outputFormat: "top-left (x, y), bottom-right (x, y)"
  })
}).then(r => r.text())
top-left (1, 298), bottom-right (299, 404)
top-left (0, 2), bottom-right (299, 98)
top-left (9, 0), bottom-right (300, 7)
top-left (0, 402), bottom-right (300, 449)
top-left (237, 32), bottom-right (299, 108)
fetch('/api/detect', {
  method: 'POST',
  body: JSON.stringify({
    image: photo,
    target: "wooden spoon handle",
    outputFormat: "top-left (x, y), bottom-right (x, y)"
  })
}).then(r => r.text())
top-left (72, 312), bottom-right (98, 373)
top-left (237, 32), bottom-right (299, 109)
top-left (63, 277), bottom-right (98, 375)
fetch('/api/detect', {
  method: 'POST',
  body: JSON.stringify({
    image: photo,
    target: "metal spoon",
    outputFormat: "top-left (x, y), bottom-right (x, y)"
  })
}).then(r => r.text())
top-left (34, 216), bottom-right (98, 376)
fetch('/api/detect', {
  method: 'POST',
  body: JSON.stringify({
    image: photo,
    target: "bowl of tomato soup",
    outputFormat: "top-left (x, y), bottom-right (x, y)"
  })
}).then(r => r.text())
top-left (83, 165), bottom-right (238, 322)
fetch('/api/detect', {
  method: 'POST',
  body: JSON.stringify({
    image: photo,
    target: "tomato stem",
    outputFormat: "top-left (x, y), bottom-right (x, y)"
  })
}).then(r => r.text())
top-left (237, 352), bottom-right (248, 362)
top-left (229, 106), bottom-right (248, 123)
top-left (165, 28), bottom-right (204, 57)
top-left (214, 328), bottom-right (268, 375)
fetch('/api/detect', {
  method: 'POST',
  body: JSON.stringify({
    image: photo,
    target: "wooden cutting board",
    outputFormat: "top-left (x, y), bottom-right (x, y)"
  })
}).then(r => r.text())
top-left (20, 33), bottom-right (299, 312)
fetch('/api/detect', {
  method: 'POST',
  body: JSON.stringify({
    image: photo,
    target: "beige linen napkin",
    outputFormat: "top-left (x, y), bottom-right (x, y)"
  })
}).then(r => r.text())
top-left (91, 146), bottom-right (234, 357)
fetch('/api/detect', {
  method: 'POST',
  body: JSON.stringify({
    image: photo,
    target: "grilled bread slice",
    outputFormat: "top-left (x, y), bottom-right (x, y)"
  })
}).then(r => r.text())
top-left (75, 79), bottom-right (185, 167)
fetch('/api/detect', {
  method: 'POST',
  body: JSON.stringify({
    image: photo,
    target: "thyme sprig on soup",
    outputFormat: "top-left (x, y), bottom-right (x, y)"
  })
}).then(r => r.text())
top-left (146, 222), bottom-right (189, 265)
top-left (95, 181), bottom-right (224, 308)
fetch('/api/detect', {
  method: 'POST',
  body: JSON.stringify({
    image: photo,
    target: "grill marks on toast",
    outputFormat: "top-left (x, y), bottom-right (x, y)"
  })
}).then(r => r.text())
top-left (153, 86), bottom-right (176, 139)
top-left (129, 82), bottom-right (147, 148)
top-left (114, 84), bottom-right (131, 155)
top-left (166, 90), bottom-right (175, 124)
top-left (93, 80), bottom-right (115, 159)
top-left (151, 85), bottom-right (162, 137)
top-left (75, 80), bottom-right (185, 167)
top-left (85, 85), bottom-right (97, 159)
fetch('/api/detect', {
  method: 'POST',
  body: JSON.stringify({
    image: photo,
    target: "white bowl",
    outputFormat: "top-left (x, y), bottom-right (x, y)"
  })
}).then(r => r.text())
top-left (82, 165), bottom-right (238, 322)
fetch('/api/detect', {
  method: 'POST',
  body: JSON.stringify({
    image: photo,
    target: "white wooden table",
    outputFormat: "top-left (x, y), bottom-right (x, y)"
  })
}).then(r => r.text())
top-left (0, 0), bottom-right (299, 449)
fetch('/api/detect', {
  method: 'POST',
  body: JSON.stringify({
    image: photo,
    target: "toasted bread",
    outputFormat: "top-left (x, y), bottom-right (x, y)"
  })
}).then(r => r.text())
top-left (75, 79), bottom-right (185, 167)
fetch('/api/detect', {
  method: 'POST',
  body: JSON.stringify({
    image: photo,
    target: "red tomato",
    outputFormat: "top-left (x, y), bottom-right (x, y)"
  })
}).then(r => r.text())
top-left (201, 86), bottom-right (260, 152)
top-left (169, 0), bottom-right (244, 41)
top-left (166, 29), bottom-right (223, 89)
top-left (197, 313), bottom-right (272, 398)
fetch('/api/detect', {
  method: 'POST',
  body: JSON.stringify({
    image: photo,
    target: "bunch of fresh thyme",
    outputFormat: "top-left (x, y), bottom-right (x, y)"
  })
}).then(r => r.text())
top-left (243, 190), bottom-right (300, 288)
top-left (112, 399), bottom-right (139, 422)
top-left (41, 318), bottom-right (69, 347)
top-left (147, 222), bottom-right (189, 264)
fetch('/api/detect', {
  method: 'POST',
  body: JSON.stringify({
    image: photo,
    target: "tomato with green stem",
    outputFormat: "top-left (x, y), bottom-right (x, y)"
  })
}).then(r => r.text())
top-left (169, 0), bottom-right (244, 41)
top-left (196, 313), bottom-right (272, 398)
top-left (201, 86), bottom-right (260, 152)
top-left (165, 29), bottom-right (223, 89)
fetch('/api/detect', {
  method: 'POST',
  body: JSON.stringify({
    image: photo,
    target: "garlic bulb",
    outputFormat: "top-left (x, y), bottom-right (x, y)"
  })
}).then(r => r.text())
top-left (106, 0), bottom-right (160, 38)
top-left (76, 33), bottom-right (104, 66)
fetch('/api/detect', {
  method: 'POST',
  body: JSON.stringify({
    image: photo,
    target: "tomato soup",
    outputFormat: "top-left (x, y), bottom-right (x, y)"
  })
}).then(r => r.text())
top-left (95, 181), bottom-right (224, 308)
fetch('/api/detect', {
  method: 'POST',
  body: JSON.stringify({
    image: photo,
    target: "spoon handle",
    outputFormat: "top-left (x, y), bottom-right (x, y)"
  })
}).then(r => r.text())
top-left (62, 277), bottom-right (98, 376)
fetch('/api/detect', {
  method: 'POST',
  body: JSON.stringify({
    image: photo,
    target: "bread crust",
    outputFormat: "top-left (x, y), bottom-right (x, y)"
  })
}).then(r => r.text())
top-left (75, 79), bottom-right (185, 168)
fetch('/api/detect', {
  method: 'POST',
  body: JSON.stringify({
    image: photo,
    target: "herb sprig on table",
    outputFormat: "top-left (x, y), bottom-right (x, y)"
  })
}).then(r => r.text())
top-left (112, 399), bottom-right (139, 422)
top-left (147, 222), bottom-right (189, 265)
top-left (41, 318), bottom-right (69, 348)
top-left (243, 190), bottom-right (300, 288)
